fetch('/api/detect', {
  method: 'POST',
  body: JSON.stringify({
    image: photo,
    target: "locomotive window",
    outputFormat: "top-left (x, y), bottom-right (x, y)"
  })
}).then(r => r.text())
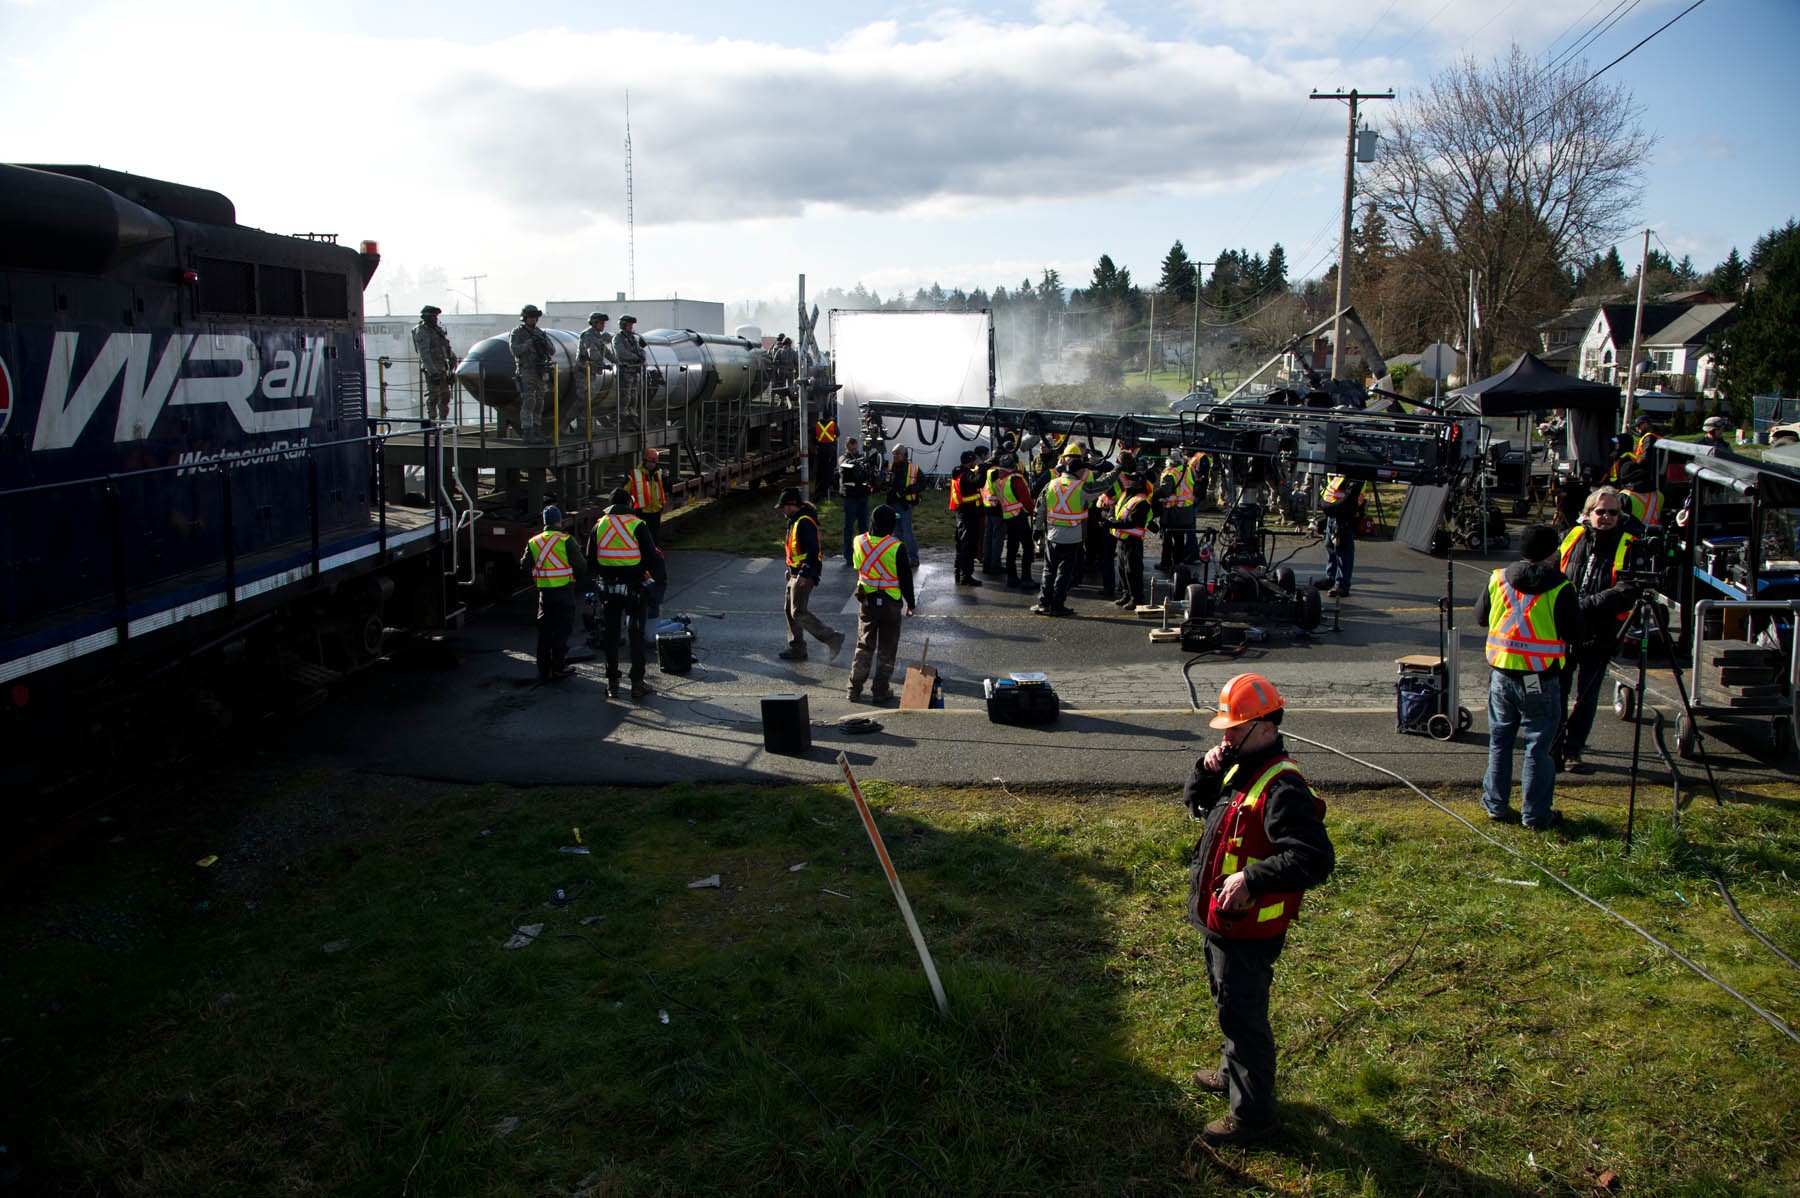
top-left (305, 270), bottom-right (350, 319)
top-left (260, 265), bottom-right (304, 317)
top-left (196, 257), bottom-right (255, 314)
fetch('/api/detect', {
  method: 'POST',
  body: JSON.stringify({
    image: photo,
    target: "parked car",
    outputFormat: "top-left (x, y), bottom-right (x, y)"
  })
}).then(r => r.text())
top-left (1169, 383), bottom-right (1219, 414)
top-left (1770, 421), bottom-right (1800, 447)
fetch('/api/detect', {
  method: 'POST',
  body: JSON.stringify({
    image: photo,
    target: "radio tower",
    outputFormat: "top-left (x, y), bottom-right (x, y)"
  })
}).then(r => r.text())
top-left (624, 90), bottom-right (636, 301)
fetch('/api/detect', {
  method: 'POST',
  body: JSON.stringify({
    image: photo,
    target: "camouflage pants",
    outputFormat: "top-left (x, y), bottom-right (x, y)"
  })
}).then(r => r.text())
top-left (424, 372), bottom-right (452, 422)
top-left (517, 372), bottom-right (546, 435)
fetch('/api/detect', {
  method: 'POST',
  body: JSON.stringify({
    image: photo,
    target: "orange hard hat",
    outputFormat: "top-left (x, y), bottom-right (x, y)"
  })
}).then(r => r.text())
top-left (1209, 673), bottom-right (1284, 729)
top-left (644, 447), bottom-right (660, 462)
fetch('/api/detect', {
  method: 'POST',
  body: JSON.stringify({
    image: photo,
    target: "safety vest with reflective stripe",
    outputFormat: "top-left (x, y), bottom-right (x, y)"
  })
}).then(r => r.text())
top-left (1111, 493), bottom-right (1149, 539)
top-left (1620, 488), bottom-right (1662, 527)
top-left (948, 472), bottom-right (981, 512)
top-left (1194, 756), bottom-right (1324, 940)
top-left (1559, 525), bottom-right (1635, 624)
top-left (981, 466), bottom-right (1005, 508)
top-left (998, 473), bottom-right (1025, 518)
top-left (628, 465), bottom-right (665, 514)
top-left (853, 533), bottom-right (902, 598)
top-left (784, 514), bottom-right (819, 570)
top-left (814, 419), bottom-right (837, 444)
top-left (1045, 475), bottom-right (1088, 527)
top-left (526, 530), bottom-right (575, 587)
top-left (1484, 569), bottom-right (1569, 672)
top-left (1162, 463), bottom-right (1196, 509)
top-left (593, 513), bottom-right (644, 567)
top-left (1320, 475), bottom-right (1353, 507)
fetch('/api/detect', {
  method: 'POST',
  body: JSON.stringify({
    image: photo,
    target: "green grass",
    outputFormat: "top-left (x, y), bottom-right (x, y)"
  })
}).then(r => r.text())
top-left (4, 774), bottom-right (1798, 1194)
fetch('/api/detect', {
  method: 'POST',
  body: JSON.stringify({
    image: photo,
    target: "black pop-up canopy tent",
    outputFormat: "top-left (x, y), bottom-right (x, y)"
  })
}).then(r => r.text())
top-left (1446, 352), bottom-right (1622, 474)
top-left (1444, 352), bottom-right (1623, 415)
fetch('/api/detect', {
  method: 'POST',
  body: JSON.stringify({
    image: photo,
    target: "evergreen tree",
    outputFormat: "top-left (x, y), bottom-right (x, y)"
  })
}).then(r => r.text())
top-left (1265, 243), bottom-right (1289, 292)
top-left (1750, 218), bottom-right (1799, 271)
top-left (1720, 227), bottom-right (1800, 399)
top-left (1159, 240), bottom-right (1197, 301)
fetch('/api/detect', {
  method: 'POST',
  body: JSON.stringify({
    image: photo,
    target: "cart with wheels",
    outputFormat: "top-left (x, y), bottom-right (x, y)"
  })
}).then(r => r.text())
top-left (1394, 654), bottom-right (1474, 740)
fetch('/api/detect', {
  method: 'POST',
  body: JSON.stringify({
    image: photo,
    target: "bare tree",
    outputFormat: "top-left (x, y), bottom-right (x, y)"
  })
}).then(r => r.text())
top-left (1365, 44), bottom-right (1652, 376)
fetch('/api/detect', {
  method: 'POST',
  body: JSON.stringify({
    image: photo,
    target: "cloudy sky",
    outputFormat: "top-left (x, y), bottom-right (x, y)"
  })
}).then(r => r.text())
top-left (4, 0), bottom-right (1795, 323)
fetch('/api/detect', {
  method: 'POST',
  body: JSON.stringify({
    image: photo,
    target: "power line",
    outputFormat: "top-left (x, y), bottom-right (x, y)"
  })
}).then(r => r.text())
top-left (1528, 0), bottom-right (1708, 126)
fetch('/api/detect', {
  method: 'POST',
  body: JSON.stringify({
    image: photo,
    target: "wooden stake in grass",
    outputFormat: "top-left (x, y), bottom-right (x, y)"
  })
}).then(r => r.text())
top-left (837, 752), bottom-right (950, 1018)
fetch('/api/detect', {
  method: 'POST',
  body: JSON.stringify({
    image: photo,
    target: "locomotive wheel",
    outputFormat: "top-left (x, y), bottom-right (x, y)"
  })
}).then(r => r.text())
top-left (1613, 682), bottom-right (1636, 722)
top-left (1294, 587), bottom-right (1323, 631)
top-left (1274, 566), bottom-right (1296, 594)
top-left (1457, 706), bottom-right (1473, 732)
top-left (1676, 714), bottom-right (1698, 760)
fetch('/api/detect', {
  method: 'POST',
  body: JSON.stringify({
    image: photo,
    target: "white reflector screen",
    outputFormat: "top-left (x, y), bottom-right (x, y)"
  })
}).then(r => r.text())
top-left (832, 310), bottom-right (991, 476)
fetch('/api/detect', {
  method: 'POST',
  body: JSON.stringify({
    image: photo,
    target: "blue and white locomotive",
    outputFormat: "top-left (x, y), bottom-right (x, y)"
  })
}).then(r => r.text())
top-left (0, 164), bottom-right (455, 723)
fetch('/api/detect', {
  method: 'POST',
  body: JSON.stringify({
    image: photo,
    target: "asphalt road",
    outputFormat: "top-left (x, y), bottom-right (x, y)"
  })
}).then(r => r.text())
top-left (290, 531), bottom-right (1793, 794)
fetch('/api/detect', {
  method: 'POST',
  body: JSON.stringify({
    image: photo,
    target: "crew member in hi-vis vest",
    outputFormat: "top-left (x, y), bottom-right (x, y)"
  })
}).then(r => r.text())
top-left (846, 504), bottom-right (916, 705)
top-left (519, 504), bottom-right (587, 684)
top-left (1475, 524), bottom-right (1583, 831)
top-left (1182, 673), bottom-right (1334, 1148)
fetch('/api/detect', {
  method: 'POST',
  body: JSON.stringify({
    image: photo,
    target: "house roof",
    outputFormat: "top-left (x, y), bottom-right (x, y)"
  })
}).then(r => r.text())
top-left (1643, 302), bottom-right (1736, 348)
top-left (1538, 305), bottom-right (1599, 334)
top-left (1597, 303), bottom-right (1687, 344)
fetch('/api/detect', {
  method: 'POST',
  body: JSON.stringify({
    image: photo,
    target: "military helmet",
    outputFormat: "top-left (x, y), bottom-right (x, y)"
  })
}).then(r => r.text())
top-left (589, 311), bottom-right (609, 323)
top-left (520, 304), bottom-right (542, 318)
top-left (619, 314), bottom-right (637, 325)
top-left (420, 304), bottom-right (442, 316)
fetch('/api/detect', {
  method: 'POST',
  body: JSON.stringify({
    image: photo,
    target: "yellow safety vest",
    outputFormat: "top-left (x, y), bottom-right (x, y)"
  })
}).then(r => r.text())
top-left (1045, 475), bottom-right (1087, 527)
top-left (1320, 475), bottom-right (1352, 507)
top-left (981, 466), bottom-right (1004, 508)
top-left (527, 530), bottom-right (574, 587)
top-left (854, 533), bottom-right (902, 598)
top-left (1111, 493), bottom-right (1149, 540)
top-left (593, 513), bottom-right (643, 567)
top-left (784, 514), bottom-right (819, 569)
top-left (814, 419), bottom-right (837, 444)
top-left (1163, 464), bottom-right (1196, 509)
top-left (628, 465), bottom-right (665, 514)
top-left (1620, 488), bottom-right (1662, 527)
top-left (998, 472), bottom-right (1025, 518)
top-left (1484, 570), bottom-right (1569, 672)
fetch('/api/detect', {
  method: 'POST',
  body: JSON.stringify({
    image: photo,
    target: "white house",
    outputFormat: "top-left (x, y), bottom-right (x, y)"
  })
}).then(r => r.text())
top-left (1575, 301), bottom-right (1736, 398)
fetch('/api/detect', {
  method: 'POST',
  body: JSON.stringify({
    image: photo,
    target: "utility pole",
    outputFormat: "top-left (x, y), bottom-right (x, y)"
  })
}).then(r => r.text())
top-left (1622, 228), bottom-right (1652, 429)
top-left (462, 274), bottom-right (486, 314)
top-left (1190, 260), bottom-right (1217, 391)
top-left (1311, 88), bottom-right (1393, 380)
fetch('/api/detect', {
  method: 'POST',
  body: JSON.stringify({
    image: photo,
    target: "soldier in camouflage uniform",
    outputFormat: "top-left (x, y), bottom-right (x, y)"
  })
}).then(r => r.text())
top-left (613, 315), bottom-right (647, 419)
top-left (578, 311), bottom-right (614, 417)
top-left (412, 305), bottom-right (458, 421)
top-left (510, 304), bottom-right (554, 439)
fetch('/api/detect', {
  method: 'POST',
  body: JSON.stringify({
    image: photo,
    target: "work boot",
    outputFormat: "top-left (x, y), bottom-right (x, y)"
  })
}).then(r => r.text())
top-left (847, 684), bottom-right (865, 703)
top-left (1190, 1068), bottom-right (1228, 1095)
top-left (607, 676), bottom-right (622, 699)
top-left (870, 687), bottom-right (896, 705)
top-left (827, 632), bottom-right (847, 663)
top-left (778, 647), bottom-right (807, 661)
top-left (1200, 1114), bottom-right (1279, 1147)
top-left (630, 678), bottom-right (651, 700)
top-left (1029, 603), bottom-right (1052, 616)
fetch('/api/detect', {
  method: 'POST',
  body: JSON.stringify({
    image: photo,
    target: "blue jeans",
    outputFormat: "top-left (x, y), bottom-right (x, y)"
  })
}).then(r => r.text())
top-left (1325, 518), bottom-right (1355, 590)
top-left (894, 506), bottom-right (919, 566)
top-left (1483, 670), bottom-right (1561, 825)
top-left (841, 494), bottom-right (870, 564)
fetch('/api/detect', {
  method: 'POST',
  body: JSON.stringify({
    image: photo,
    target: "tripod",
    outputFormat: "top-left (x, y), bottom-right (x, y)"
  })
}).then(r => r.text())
top-left (1615, 590), bottom-right (1721, 851)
